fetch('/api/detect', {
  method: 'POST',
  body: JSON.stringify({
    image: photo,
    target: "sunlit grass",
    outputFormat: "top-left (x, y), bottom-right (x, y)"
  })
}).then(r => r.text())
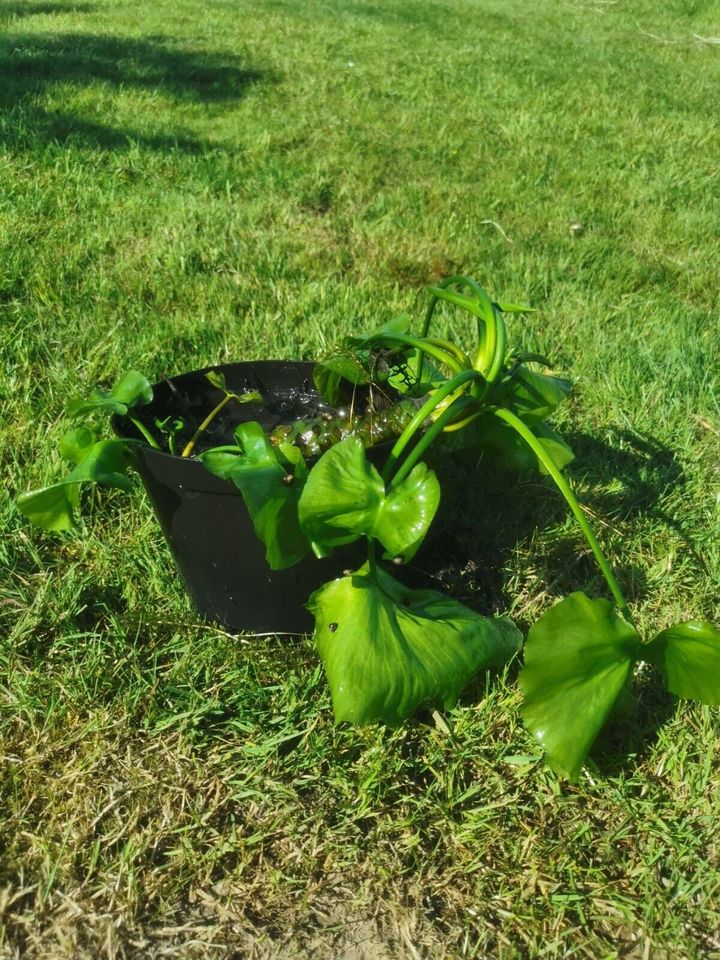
top-left (2, 0), bottom-right (720, 956)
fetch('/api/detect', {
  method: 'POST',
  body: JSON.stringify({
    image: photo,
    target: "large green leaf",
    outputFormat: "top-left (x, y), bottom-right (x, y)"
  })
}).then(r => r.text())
top-left (643, 621), bottom-right (720, 704)
top-left (202, 422), bottom-right (310, 570)
top-left (309, 564), bottom-right (522, 725)
top-left (17, 439), bottom-right (135, 531)
top-left (67, 370), bottom-right (153, 417)
top-left (298, 436), bottom-right (440, 561)
top-left (519, 592), bottom-right (640, 780)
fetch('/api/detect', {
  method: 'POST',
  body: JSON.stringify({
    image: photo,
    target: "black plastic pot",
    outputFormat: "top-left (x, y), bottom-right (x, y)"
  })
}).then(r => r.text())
top-left (114, 361), bottom-right (371, 634)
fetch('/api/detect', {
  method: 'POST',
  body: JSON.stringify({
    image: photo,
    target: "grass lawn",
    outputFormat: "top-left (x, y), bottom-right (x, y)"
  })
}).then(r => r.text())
top-left (2, 0), bottom-right (720, 955)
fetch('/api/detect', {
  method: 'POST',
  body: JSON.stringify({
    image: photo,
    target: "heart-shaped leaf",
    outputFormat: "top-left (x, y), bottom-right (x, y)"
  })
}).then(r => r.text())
top-left (16, 481), bottom-right (81, 531)
top-left (202, 422), bottom-right (310, 570)
top-left (308, 564), bottom-right (522, 725)
top-left (643, 621), bottom-right (720, 704)
top-left (17, 439), bottom-right (135, 531)
top-left (67, 371), bottom-right (153, 417)
top-left (298, 436), bottom-right (440, 561)
top-left (519, 592), bottom-right (640, 780)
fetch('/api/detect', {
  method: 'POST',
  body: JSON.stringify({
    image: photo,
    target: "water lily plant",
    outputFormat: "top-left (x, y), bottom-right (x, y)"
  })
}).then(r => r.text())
top-left (17, 277), bottom-right (720, 780)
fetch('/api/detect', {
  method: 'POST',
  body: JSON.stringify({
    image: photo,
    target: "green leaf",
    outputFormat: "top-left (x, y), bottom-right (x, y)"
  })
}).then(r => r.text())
top-left (495, 301), bottom-right (536, 313)
top-left (70, 439), bottom-right (135, 489)
top-left (16, 481), bottom-right (81, 531)
top-left (202, 422), bottom-right (310, 570)
top-left (463, 415), bottom-right (574, 474)
top-left (643, 621), bottom-right (720, 704)
top-left (309, 564), bottom-right (522, 725)
top-left (17, 439), bottom-right (135, 531)
top-left (533, 422), bottom-right (575, 474)
top-left (68, 370), bottom-right (153, 417)
top-left (59, 427), bottom-right (97, 465)
top-left (509, 351), bottom-right (552, 367)
top-left (428, 286), bottom-right (491, 320)
top-left (509, 369), bottom-right (572, 424)
top-left (205, 370), bottom-right (227, 391)
top-left (298, 436), bottom-right (440, 561)
top-left (346, 313), bottom-right (413, 347)
top-left (313, 354), bottom-right (370, 406)
top-left (519, 592), bottom-right (640, 781)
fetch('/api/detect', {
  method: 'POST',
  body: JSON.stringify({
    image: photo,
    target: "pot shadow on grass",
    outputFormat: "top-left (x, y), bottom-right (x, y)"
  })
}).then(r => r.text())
top-left (0, 28), bottom-right (267, 152)
top-left (418, 426), bottom-right (687, 774)
top-left (412, 426), bottom-right (687, 618)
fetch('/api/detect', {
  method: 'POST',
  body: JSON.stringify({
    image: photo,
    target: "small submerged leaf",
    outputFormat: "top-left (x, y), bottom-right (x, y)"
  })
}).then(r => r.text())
top-left (309, 564), bottom-right (522, 726)
top-left (67, 371), bottom-right (152, 417)
top-left (519, 592), bottom-right (640, 781)
top-left (202, 422), bottom-right (310, 570)
top-left (298, 436), bottom-right (440, 561)
top-left (643, 621), bottom-right (720, 704)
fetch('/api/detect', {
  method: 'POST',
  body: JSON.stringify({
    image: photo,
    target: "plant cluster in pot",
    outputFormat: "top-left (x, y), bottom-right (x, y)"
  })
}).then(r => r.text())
top-left (17, 276), bottom-right (720, 781)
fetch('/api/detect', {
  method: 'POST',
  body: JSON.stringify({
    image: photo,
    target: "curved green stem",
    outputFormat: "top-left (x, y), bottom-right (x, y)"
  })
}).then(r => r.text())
top-left (182, 393), bottom-right (234, 458)
top-left (485, 307), bottom-right (507, 383)
top-left (421, 275), bottom-right (495, 338)
top-left (128, 416), bottom-right (160, 450)
top-left (493, 408), bottom-right (633, 623)
top-left (426, 337), bottom-right (473, 370)
top-left (389, 398), bottom-right (474, 489)
top-left (367, 538), bottom-right (377, 577)
top-left (363, 332), bottom-right (464, 376)
top-left (381, 369), bottom-right (483, 482)
top-left (418, 276), bottom-right (497, 379)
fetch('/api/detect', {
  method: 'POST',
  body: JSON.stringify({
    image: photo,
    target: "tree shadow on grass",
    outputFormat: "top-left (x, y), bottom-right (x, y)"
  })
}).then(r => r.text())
top-left (0, 1), bottom-right (96, 18)
top-left (0, 29), bottom-right (268, 151)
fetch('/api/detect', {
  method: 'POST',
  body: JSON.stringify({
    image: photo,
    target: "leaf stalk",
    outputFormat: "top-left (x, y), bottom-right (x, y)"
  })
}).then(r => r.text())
top-left (493, 407), bottom-right (633, 623)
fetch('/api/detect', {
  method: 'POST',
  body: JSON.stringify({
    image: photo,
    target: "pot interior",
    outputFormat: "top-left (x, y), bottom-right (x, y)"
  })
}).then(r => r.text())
top-left (115, 360), bottom-right (375, 454)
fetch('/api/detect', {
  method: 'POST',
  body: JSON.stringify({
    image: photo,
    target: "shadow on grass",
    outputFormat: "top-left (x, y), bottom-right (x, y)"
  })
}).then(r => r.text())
top-left (410, 426), bottom-right (686, 617)
top-left (582, 665), bottom-right (683, 781)
top-left (0, 29), bottom-right (267, 151)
